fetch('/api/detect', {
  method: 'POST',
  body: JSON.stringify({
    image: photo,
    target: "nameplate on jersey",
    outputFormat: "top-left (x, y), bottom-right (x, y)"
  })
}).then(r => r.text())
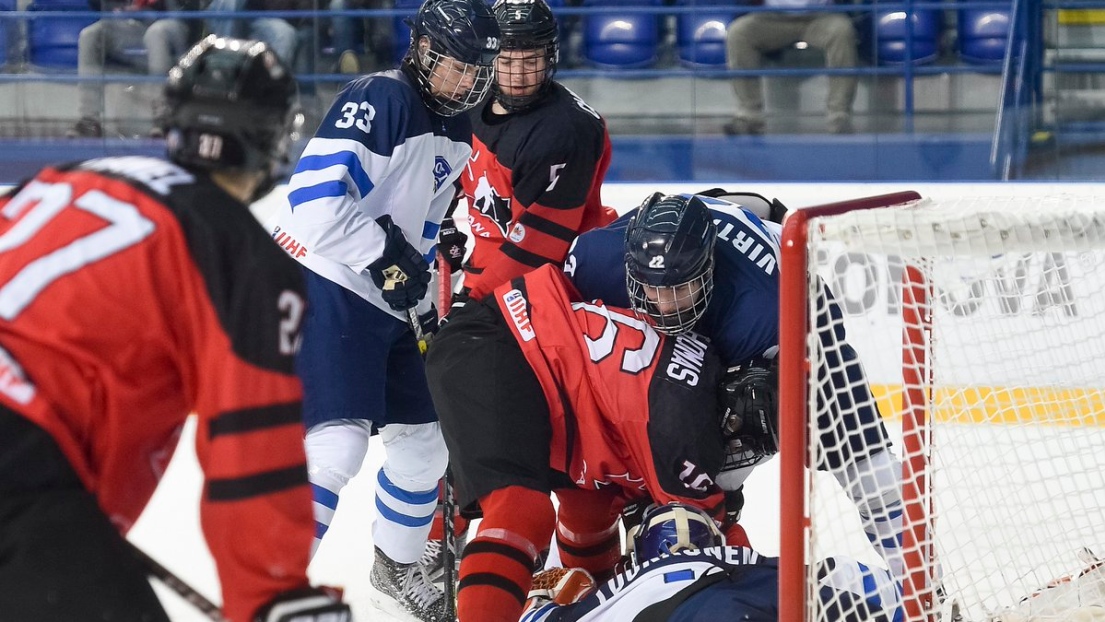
top-left (80, 157), bottom-right (194, 196)
top-left (666, 332), bottom-right (709, 387)
top-left (502, 289), bottom-right (535, 341)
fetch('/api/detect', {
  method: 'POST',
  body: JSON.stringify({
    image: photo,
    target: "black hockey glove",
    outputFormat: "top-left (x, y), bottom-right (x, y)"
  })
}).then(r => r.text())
top-left (437, 216), bottom-right (468, 272)
top-left (253, 587), bottom-right (350, 622)
top-left (366, 215), bottom-right (431, 312)
top-left (718, 361), bottom-right (779, 470)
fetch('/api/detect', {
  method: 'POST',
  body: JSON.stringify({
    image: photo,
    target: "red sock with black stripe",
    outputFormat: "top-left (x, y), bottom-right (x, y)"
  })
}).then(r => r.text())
top-left (554, 488), bottom-right (623, 581)
top-left (457, 486), bottom-right (555, 622)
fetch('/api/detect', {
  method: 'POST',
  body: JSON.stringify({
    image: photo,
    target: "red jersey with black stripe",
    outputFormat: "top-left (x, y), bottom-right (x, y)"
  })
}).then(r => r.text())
top-left (461, 82), bottom-right (616, 300)
top-left (0, 156), bottom-right (312, 622)
top-left (490, 265), bottom-right (728, 521)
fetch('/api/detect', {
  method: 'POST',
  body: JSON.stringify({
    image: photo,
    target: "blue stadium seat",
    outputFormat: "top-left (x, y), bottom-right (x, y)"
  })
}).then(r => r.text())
top-left (581, 0), bottom-right (662, 69)
top-left (392, 0), bottom-right (422, 65)
top-left (873, 10), bottom-right (942, 65)
top-left (0, 0), bottom-right (9, 68)
top-left (958, 8), bottom-right (1010, 64)
top-left (28, 0), bottom-right (94, 69)
top-left (673, 3), bottom-right (736, 68)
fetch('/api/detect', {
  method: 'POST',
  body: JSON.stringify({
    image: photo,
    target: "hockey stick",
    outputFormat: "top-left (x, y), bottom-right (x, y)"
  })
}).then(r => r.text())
top-left (437, 251), bottom-right (458, 620)
top-left (129, 540), bottom-right (225, 621)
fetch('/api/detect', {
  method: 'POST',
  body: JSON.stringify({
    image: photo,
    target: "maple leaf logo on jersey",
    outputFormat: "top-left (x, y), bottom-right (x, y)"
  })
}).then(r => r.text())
top-left (473, 174), bottom-right (512, 236)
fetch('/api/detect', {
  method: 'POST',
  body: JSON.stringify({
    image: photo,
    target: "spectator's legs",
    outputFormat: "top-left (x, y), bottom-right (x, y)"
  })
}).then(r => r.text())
top-left (144, 19), bottom-right (190, 75)
top-left (725, 13), bottom-right (808, 134)
top-left (144, 19), bottom-right (190, 136)
top-left (73, 19), bottom-right (146, 137)
top-left (205, 0), bottom-right (247, 40)
top-left (329, 0), bottom-right (360, 72)
top-left (805, 13), bottom-right (858, 133)
top-left (248, 18), bottom-right (299, 66)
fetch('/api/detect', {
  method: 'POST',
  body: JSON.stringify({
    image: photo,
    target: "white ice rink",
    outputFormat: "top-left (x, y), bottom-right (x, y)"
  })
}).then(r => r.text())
top-left (128, 182), bottom-right (1105, 621)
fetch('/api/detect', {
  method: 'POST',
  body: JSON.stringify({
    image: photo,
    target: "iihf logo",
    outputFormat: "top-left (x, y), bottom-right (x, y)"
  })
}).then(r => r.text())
top-left (433, 156), bottom-right (451, 192)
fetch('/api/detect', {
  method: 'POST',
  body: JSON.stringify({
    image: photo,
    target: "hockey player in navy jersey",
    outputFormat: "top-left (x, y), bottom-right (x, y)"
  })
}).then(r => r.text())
top-left (519, 503), bottom-right (903, 622)
top-left (564, 191), bottom-right (906, 583)
top-left (448, 0), bottom-right (616, 302)
top-left (269, 0), bottom-right (500, 619)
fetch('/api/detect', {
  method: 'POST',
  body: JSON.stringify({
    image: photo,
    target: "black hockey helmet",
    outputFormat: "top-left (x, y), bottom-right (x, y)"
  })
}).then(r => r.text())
top-left (491, 0), bottom-right (559, 112)
top-left (624, 192), bottom-right (717, 334)
top-left (405, 0), bottom-right (501, 116)
top-left (163, 36), bottom-right (302, 199)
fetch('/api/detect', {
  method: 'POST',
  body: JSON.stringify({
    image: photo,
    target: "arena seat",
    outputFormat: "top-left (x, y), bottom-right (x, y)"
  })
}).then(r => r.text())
top-left (873, 9), bottom-right (942, 65)
top-left (0, 0), bottom-right (10, 68)
top-left (581, 0), bottom-right (662, 69)
top-left (958, 7), bottom-right (1011, 64)
top-left (392, 0), bottom-right (422, 65)
top-left (672, 0), bottom-right (737, 68)
top-left (27, 0), bottom-right (94, 69)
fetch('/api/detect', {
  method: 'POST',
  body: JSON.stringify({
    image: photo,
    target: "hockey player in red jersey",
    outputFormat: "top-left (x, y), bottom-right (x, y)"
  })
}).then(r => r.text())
top-left (425, 264), bottom-right (773, 622)
top-left (0, 37), bottom-right (350, 622)
top-left (447, 0), bottom-right (616, 302)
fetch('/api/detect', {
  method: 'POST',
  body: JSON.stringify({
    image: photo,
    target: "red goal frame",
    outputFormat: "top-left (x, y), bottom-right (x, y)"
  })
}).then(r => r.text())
top-left (777, 191), bottom-right (932, 621)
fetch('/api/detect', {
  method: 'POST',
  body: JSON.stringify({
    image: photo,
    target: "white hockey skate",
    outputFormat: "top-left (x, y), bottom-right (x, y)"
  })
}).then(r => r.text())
top-left (370, 546), bottom-right (450, 622)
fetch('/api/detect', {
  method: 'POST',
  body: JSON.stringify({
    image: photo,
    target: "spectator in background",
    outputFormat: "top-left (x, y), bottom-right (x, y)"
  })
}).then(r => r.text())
top-left (724, 1), bottom-right (858, 135)
top-left (205, 0), bottom-right (309, 66)
top-left (68, 0), bottom-right (203, 138)
top-left (328, 0), bottom-right (395, 74)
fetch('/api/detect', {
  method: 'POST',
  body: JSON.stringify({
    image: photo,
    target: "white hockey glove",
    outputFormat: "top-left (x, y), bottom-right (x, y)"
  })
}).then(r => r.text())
top-left (253, 587), bottom-right (351, 622)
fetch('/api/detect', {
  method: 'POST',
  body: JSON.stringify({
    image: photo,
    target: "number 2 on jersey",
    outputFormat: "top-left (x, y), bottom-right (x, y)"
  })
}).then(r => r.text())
top-left (0, 180), bottom-right (155, 320)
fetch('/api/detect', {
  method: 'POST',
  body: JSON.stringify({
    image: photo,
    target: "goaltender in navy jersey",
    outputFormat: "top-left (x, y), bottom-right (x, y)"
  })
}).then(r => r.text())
top-left (0, 157), bottom-right (313, 622)
top-left (274, 69), bottom-right (471, 321)
top-left (523, 547), bottom-right (903, 622)
top-left (565, 194), bottom-right (779, 367)
top-left (461, 82), bottom-right (615, 299)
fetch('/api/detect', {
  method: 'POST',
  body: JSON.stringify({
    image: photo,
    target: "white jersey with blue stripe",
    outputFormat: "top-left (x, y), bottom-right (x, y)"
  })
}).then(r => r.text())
top-left (522, 546), bottom-right (902, 622)
top-left (273, 69), bottom-right (471, 320)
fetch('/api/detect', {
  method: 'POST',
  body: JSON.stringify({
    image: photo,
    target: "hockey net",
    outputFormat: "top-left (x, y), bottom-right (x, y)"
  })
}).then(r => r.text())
top-left (778, 192), bottom-right (1105, 622)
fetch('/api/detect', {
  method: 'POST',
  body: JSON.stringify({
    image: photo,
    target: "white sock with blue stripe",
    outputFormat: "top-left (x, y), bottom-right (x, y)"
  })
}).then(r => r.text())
top-left (304, 419), bottom-right (373, 558)
top-left (373, 467), bottom-right (439, 564)
top-left (834, 451), bottom-right (905, 581)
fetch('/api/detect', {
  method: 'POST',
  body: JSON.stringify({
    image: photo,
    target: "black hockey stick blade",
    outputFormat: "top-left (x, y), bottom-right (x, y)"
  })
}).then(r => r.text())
top-left (129, 540), bottom-right (225, 621)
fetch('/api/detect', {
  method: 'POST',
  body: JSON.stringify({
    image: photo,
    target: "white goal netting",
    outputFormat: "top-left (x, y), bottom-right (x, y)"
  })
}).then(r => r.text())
top-left (786, 195), bottom-right (1105, 622)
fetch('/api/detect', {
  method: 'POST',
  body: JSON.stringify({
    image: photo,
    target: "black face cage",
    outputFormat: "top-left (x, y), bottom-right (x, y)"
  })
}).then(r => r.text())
top-left (626, 260), bottom-right (714, 335)
top-left (493, 41), bottom-right (558, 112)
top-left (410, 40), bottom-right (496, 117)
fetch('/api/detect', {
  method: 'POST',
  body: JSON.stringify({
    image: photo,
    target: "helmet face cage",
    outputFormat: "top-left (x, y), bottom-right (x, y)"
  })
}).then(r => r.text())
top-left (626, 259), bottom-right (714, 335)
top-left (164, 36), bottom-right (300, 183)
top-left (414, 40), bottom-right (497, 116)
top-left (407, 0), bottom-right (501, 116)
top-left (624, 193), bottom-right (718, 335)
top-left (629, 503), bottom-right (725, 565)
top-left (492, 0), bottom-right (559, 112)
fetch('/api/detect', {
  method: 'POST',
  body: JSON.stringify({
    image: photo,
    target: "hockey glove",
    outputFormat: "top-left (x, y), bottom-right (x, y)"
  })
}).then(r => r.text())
top-left (524, 567), bottom-right (596, 610)
top-left (718, 361), bottom-right (779, 470)
top-left (253, 587), bottom-right (351, 622)
top-left (366, 215), bottom-right (431, 312)
top-left (436, 217), bottom-right (467, 272)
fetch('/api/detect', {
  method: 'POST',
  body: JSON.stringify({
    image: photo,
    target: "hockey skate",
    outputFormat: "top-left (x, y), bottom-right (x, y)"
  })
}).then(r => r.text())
top-left (370, 546), bottom-right (449, 622)
top-left (419, 532), bottom-right (467, 584)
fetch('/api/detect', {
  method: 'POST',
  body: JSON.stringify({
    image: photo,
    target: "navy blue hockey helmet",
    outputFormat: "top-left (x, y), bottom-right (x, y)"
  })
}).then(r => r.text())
top-left (406, 0), bottom-right (502, 116)
top-left (491, 0), bottom-right (559, 112)
top-left (629, 503), bottom-right (725, 565)
top-left (624, 193), bottom-right (717, 334)
top-left (163, 36), bottom-right (303, 199)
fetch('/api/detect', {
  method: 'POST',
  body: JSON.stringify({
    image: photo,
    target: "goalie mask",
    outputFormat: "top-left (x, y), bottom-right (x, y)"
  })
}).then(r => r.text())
top-left (719, 361), bottom-right (780, 471)
top-left (163, 36), bottom-right (303, 202)
top-left (627, 503), bottom-right (724, 565)
top-left (491, 0), bottom-right (559, 112)
top-left (625, 193), bottom-right (717, 335)
top-left (405, 0), bottom-right (501, 116)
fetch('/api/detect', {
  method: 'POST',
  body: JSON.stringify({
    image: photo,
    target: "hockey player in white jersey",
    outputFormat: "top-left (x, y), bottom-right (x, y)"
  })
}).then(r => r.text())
top-left (520, 503), bottom-right (903, 622)
top-left (269, 0), bottom-right (499, 620)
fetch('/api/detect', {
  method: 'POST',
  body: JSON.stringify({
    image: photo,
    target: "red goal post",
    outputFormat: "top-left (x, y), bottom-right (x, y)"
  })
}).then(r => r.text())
top-left (777, 191), bottom-right (1105, 622)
